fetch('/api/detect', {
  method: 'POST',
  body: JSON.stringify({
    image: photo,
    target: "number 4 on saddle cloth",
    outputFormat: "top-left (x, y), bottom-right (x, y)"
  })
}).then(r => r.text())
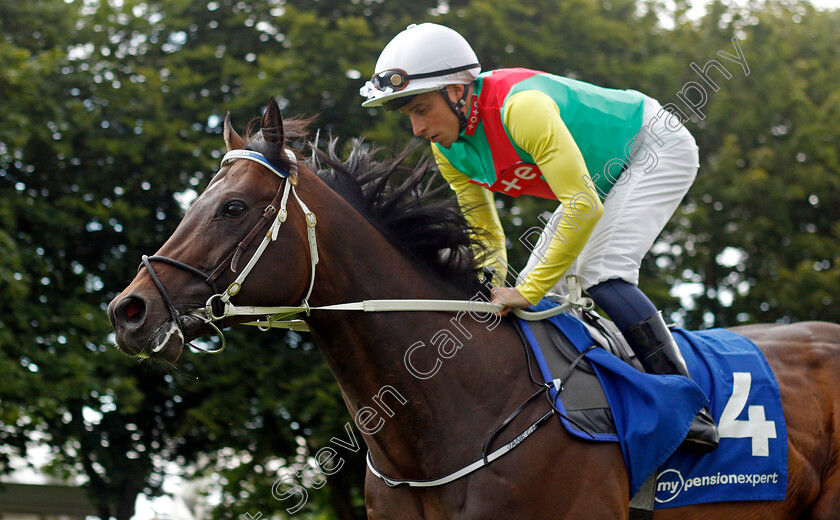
top-left (517, 299), bottom-right (788, 508)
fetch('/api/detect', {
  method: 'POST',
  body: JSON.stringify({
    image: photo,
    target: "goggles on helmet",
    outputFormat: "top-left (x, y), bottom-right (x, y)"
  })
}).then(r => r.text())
top-left (366, 62), bottom-right (480, 95)
top-left (371, 69), bottom-right (411, 93)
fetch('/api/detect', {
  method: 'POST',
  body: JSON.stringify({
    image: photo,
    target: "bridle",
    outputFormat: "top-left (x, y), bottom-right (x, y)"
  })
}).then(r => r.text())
top-left (139, 146), bottom-right (593, 354)
top-left (139, 147), bottom-right (318, 353)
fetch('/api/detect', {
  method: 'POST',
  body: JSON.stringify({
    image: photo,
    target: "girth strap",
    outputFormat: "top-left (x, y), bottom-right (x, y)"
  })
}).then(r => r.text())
top-left (366, 410), bottom-right (554, 488)
top-left (481, 385), bottom-right (549, 464)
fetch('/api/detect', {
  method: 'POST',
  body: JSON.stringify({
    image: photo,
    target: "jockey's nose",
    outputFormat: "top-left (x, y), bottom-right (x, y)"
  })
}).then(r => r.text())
top-left (410, 115), bottom-right (426, 138)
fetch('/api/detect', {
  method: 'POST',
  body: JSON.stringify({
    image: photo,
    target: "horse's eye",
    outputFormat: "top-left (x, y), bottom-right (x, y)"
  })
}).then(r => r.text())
top-left (223, 200), bottom-right (246, 218)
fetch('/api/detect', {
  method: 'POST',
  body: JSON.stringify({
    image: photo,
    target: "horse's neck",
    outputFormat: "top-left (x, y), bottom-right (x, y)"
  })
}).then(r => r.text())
top-left (302, 194), bottom-right (533, 477)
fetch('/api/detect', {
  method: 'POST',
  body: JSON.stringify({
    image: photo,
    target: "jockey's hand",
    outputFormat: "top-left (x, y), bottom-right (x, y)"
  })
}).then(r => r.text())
top-left (490, 287), bottom-right (532, 316)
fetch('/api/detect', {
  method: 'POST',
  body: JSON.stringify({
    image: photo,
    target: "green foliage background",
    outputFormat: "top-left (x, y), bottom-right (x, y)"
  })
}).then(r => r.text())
top-left (0, 0), bottom-right (838, 518)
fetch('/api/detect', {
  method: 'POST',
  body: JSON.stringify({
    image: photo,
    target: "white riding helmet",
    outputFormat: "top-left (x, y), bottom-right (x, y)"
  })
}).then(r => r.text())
top-left (360, 23), bottom-right (481, 110)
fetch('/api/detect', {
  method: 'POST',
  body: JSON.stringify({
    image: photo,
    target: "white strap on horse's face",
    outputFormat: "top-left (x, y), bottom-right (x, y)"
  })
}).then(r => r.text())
top-left (220, 148), bottom-right (298, 179)
top-left (211, 148), bottom-right (318, 314)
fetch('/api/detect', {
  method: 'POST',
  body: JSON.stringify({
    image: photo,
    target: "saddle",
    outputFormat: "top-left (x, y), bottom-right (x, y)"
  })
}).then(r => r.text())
top-left (519, 307), bottom-right (642, 438)
top-left (519, 308), bottom-right (663, 516)
top-left (516, 301), bottom-right (788, 512)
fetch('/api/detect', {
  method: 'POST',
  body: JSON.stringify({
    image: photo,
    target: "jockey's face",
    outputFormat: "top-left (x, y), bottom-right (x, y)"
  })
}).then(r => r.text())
top-left (400, 85), bottom-right (465, 148)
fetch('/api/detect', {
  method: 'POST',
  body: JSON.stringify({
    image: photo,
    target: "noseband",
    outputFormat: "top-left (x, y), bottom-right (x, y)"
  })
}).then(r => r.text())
top-left (138, 147), bottom-right (319, 353)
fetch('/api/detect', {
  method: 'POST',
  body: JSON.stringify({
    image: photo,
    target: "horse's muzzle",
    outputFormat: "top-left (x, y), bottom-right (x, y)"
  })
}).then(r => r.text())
top-left (108, 293), bottom-right (200, 362)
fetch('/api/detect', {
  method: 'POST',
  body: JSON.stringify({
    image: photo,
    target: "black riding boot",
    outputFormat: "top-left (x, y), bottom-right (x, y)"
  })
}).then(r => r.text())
top-left (623, 312), bottom-right (720, 453)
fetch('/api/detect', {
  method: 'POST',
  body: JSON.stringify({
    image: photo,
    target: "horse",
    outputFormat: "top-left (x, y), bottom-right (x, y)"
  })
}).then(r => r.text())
top-left (108, 98), bottom-right (840, 519)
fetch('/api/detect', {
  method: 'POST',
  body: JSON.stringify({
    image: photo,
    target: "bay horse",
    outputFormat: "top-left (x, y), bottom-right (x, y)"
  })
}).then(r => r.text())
top-left (108, 98), bottom-right (840, 519)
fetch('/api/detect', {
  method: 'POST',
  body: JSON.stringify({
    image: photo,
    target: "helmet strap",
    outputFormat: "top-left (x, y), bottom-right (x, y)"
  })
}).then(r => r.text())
top-left (439, 85), bottom-right (472, 133)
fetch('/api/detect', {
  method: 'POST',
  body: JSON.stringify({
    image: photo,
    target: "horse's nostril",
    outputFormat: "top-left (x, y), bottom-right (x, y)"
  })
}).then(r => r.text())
top-left (125, 300), bottom-right (143, 319)
top-left (120, 296), bottom-right (147, 325)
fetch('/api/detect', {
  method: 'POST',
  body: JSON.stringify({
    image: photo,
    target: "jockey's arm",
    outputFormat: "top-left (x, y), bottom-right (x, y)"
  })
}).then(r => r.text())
top-left (503, 90), bottom-right (604, 304)
top-left (432, 146), bottom-right (509, 283)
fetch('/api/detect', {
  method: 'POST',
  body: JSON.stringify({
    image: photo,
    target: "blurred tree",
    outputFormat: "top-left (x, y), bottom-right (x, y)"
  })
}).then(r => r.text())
top-left (649, 0), bottom-right (840, 328)
top-left (0, 0), bottom-right (169, 514)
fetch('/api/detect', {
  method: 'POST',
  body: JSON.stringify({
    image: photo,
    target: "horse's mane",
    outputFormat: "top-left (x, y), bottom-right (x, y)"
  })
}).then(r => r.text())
top-left (244, 118), bottom-right (490, 296)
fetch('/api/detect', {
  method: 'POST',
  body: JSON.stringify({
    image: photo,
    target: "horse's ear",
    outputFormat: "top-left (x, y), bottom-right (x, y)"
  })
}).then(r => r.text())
top-left (224, 112), bottom-right (246, 151)
top-left (261, 96), bottom-right (285, 146)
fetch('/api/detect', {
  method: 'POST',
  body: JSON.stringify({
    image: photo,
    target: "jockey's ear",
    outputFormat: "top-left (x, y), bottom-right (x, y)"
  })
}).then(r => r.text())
top-left (223, 112), bottom-right (246, 151)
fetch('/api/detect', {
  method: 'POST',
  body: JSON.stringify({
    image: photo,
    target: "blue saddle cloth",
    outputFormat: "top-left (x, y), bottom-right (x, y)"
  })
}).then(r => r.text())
top-left (518, 300), bottom-right (788, 506)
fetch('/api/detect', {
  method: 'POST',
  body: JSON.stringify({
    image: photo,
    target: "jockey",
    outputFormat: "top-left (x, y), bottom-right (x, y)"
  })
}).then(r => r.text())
top-left (360, 23), bottom-right (718, 452)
